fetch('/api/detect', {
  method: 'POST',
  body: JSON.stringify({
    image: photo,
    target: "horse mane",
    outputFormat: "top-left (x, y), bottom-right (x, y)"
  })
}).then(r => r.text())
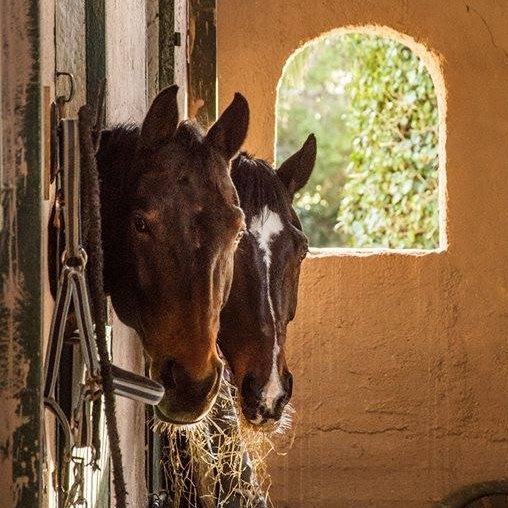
top-left (174, 120), bottom-right (206, 150)
top-left (231, 153), bottom-right (289, 219)
top-left (99, 123), bottom-right (139, 166)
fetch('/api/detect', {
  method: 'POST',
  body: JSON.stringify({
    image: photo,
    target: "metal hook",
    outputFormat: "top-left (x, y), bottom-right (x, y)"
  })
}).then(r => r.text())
top-left (56, 71), bottom-right (76, 104)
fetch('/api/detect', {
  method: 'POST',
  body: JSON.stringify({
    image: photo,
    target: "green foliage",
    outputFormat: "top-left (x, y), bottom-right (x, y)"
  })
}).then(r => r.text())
top-left (276, 33), bottom-right (439, 248)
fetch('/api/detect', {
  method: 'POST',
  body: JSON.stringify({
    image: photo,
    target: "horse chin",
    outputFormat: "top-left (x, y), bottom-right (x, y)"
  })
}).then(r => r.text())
top-left (240, 409), bottom-right (280, 434)
top-left (240, 400), bottom-right (295, 436)
top-left (248, 418), bottom-right (279, 434)
top-left (154, 389), bottom-right (219, 427)
top-left (153, 404), bottom-right (208, 428)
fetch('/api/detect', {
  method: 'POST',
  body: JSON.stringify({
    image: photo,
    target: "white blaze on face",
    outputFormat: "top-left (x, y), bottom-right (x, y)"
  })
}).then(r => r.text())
top-left (249, 205), bottom-right (285, 416)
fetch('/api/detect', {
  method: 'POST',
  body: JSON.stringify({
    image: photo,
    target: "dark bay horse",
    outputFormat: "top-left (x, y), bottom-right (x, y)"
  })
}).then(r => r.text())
top-left (219, 134), bottom-right (317, 428)
top-left (97, 85), bottom-right (249, 424)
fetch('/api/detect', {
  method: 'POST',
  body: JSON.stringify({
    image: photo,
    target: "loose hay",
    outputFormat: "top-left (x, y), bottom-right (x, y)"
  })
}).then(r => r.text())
top-left (150, 379), bottom-right (296, 507)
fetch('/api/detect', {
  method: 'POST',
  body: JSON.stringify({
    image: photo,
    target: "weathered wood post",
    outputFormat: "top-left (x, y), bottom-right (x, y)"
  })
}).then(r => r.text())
top-left (0, 1), bottom-right (42, 506)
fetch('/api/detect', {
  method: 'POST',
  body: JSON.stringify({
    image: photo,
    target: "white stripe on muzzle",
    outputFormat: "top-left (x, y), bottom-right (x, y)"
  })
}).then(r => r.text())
top-left (249, 205), bottom-right (285, 414)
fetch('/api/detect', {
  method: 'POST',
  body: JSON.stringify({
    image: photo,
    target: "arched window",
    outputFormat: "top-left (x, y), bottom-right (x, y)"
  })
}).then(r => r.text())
top-left (276, 33), bottom-right (440, 249)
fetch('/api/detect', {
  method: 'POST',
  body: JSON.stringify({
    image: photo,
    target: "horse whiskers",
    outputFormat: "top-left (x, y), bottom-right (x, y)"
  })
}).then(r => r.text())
top-left (274, 402), bottom-right (295, 435)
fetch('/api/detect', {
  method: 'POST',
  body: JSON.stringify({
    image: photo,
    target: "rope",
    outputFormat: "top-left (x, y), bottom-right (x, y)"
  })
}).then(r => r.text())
top-left (79, 104), bottom-right (128, 506)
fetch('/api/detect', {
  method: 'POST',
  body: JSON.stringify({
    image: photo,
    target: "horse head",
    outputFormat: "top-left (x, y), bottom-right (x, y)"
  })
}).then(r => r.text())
top-left (219, 134), bottom-right (316, 429)
top-left (98, 86), bottom-right (249, 424)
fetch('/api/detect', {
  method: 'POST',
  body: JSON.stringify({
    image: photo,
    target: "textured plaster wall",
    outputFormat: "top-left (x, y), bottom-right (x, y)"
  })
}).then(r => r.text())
top-left (218, 1), bottom-right (508, 506)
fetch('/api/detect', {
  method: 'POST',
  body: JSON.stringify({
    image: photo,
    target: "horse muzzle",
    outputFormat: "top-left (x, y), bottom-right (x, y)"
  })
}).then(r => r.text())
top-left (240, 370), bottom-right (293, 426)
top-left (154, 357), bottom-right (223, 425)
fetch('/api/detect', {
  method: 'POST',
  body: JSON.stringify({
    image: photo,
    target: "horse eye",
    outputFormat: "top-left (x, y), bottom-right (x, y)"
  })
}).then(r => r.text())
top-left (134, 216), bottom-right (149, 233)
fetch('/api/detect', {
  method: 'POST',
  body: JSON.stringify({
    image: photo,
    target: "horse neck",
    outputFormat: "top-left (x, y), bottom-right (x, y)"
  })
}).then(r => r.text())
top-left (96, 126), bottom-right (139, 292)
top-left (97, 126), bottom-right (138, 193)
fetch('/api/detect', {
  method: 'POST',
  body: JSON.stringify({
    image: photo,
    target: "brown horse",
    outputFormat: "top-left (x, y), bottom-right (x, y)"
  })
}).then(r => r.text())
top-left (97, 86), bottom-right (249, 424)
top-left (219, 134), bottom-right (316, 428)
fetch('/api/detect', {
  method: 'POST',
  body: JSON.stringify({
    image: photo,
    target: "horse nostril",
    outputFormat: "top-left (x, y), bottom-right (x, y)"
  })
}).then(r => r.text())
top-left (271, 394), bottom-right (289, 420)
top-left (241, 373), bottom-right (263, 405)
top-left (284, 371), bottom-right (293, 399)
top-left (160, 359), bottom-right (176, 389)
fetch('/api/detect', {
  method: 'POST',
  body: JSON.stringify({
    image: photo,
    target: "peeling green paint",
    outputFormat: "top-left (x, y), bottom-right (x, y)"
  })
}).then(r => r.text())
top-left (86, 0), bottom-right (106, 105)
top-left (159, 0), bottom-right (176, 90)
top-left (0, 0), bottom-right (42, 507)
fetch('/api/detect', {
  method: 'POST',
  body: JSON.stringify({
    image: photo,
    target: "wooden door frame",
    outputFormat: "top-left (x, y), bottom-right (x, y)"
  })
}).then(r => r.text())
top-left (188, 0), bottom-right (217, 127)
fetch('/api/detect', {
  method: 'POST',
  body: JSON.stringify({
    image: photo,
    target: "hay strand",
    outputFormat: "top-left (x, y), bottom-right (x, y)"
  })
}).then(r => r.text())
top-left (150, 379), bottom-right (296, 507)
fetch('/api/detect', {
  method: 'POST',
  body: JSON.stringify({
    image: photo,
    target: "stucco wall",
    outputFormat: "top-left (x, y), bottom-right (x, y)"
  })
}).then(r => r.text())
top-left (217, 1), bottom-right (508, 506)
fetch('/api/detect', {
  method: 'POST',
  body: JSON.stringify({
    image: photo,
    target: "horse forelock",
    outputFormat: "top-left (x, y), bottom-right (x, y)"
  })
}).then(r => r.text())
top-left (100, 120), bottom-right (232, 191)
top-left (231, 153), bottom-right (294, 224)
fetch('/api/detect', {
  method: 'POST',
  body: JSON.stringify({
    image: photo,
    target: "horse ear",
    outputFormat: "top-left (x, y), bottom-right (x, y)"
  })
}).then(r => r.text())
top-left (277, 134), bottom-right (317, 200)
top-left (205, 93), bottom-right (249, 161)
top-left (139, 85), bottom-right (179, 152)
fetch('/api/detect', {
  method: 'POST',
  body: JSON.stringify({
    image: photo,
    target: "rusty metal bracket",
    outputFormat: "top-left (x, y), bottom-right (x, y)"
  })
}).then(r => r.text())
top-left (56, 71), bottom-right (76, 104)
top-left (56, 71), bottom-right (76, 120)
